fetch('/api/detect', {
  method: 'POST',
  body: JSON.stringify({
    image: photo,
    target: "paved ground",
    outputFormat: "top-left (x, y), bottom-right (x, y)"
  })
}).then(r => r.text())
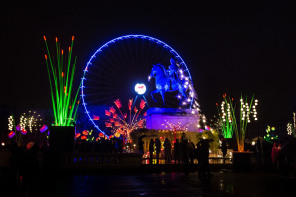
top-left (1, 166), bottom-right (295, 197)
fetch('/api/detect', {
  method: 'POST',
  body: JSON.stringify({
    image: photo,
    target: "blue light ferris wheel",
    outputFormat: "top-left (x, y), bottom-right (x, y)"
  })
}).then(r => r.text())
top-left (81, 35), bottom-right (198, 135)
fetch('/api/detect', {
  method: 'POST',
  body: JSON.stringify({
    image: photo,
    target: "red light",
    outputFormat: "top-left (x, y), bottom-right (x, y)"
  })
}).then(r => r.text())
top-left (114, 99), bottom-right (122, 108)
top-left (72, 36), bottom-right (74, 41)
top-left (75, 133), bottom-right (81, 138)
top-left (69, 47), bottom-right (71, 51)
top-left (93, 115), bottom-right (99, 120)
top-left (43, 36), bottom-right (46, 41)
top-left (61, 50), bottom-right (64, 55)
top-left (81, 136), bottom-right (87, 140)
top-left (55, 37), bottom-right (58, 42)
top-left (105, 110), bottom-right (111, 116)
top-left (109, 106), bottom-right (116, 113)
top-left (62, 72), bottom-right (64, 77)
top-left (45, 54), bottom-right (47, 59)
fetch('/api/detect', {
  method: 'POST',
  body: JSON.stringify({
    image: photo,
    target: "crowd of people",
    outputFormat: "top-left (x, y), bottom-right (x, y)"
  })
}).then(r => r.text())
top-left (143, 137), bottom-right (211, 176)
top-left (1, 135), bottom-right (296, 182)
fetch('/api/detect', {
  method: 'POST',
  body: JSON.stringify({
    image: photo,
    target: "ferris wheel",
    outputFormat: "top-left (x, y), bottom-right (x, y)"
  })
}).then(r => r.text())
top-left (81, 35), bottom-right (198, 135)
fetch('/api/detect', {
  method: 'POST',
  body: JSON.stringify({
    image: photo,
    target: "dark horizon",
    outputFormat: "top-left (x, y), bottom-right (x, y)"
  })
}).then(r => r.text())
top-left (1, 1), bottom-right (296, 125)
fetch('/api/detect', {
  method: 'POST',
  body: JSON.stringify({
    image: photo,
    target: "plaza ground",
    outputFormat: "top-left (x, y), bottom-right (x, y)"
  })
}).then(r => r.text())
top-left (1, 163), bottom-right (295, 197)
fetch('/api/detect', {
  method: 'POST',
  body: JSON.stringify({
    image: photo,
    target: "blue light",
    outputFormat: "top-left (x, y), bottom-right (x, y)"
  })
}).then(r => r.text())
top-left (81, 34), bottom-right (195, 137)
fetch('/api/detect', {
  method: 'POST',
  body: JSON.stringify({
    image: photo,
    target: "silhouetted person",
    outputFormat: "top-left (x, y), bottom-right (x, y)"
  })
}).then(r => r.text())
top-left (149, 139), bottom-right (154, 164)
top-left (138, 138), bottom-right (144, 155)
top-left (174, 139), bottom-right (180, 164)
top-left (155, 138), bottom-right (161, 164)
top-left (271, 142), bottom-right (281, 172)
top-left (255, 139), bottom-right (262, 163)
top-left (164, 138), bottom-right (172, 164)
top-left (23, 142), bottom-right (39, 196)
top-left (188, 142), bottom-right (195, 165)
top-left (198, 139), bottom-right (210, 177)
top-left (221, 138), bottom-right (227, 163)
top-left (181, 138), bottom-right (189, 165)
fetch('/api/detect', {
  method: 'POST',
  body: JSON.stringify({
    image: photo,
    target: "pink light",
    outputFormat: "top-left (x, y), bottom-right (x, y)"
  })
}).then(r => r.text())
top-left (16, 125), bottom-right (21, 131)
top-left (40, 125), bottom-right (48, 133)
top-left (93, 115), bottom-right (100, 120)
top-left (105, 110), bottom-right (111, 116)
top-left (140, 99), bottom-right (146, 109)
top-left (21, 129), bottom-right (27, 135)
top-left (128, 98), bottom-right (133, 110)
top-left (75, 133), bottom-right (81, 138)
top-left (8, 131), bottom-right (15, 138)
top-left (105, 122), bottom-right (112, 127)
top-left (109, 106), bottom-right (116, 113)
top-left (114, 99), bottom-right (122, 108)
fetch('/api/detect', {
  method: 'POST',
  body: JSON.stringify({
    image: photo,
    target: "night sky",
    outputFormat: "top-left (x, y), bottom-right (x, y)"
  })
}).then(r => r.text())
top-left (1, 1), bottom-right (296, 125)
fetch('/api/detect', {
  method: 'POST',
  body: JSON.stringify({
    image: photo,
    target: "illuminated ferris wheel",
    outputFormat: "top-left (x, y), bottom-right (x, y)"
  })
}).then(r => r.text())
top-left (81, 35), bottom-right (198, 135)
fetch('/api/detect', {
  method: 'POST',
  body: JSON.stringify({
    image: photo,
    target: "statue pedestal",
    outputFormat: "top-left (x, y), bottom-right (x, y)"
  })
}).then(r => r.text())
top-left (145, 108), bottom-right (199, 132)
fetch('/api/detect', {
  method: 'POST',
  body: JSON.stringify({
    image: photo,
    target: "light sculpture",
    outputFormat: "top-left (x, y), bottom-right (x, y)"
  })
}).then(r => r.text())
top-left (217, 94), bottom-right (258, 151)
top-left (43, 36), bottom-right (80, 126)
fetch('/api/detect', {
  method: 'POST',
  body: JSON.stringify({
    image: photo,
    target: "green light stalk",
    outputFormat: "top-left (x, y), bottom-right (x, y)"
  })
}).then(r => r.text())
top-left (217, 95), bottom-right (234, 138)
top-left (44, 36), bottom-right (80, 126)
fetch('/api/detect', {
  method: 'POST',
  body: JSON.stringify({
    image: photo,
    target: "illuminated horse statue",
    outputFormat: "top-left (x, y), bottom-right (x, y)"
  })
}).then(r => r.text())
top-left (148, 61), bottom-right (186, 106)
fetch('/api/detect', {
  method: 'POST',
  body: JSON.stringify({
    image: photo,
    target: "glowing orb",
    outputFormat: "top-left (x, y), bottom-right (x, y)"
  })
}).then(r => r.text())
top-left (135, 83), bottom-right (146, 95)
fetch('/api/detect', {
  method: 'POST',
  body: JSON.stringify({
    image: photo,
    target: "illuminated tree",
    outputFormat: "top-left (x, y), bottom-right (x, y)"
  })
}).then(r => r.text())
top-left (43, 36), bottom-right (80, 126)
top-left (103, 99), bottom-right (147, 142)
top-left (162, 120), bottom-right (189, 143)
top-left (264, 125), bottom-right (278, 143)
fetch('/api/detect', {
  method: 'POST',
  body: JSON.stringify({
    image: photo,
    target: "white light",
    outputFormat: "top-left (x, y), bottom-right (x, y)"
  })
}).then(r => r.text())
top-left (1, 142), bottom-right (5, 146)
top-left (135, 83), bottom-right (146, 95)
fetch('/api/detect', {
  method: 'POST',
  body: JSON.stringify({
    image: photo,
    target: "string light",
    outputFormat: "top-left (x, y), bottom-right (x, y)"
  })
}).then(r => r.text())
top-left (8, 116), bottom-right (14, 131)
top-left (287, 123), bottom-right (293, 135)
